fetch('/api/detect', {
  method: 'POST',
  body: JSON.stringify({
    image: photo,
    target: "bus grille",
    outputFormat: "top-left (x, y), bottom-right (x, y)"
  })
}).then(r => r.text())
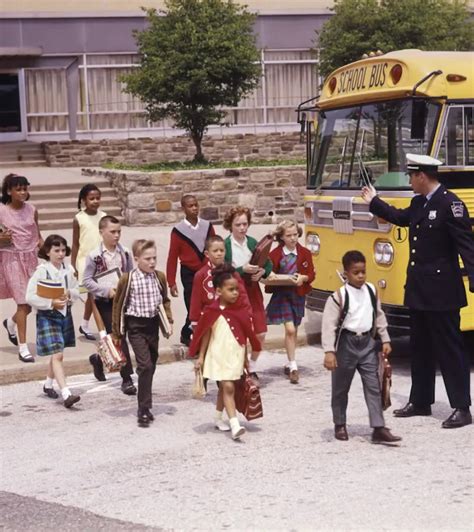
top-left (308, 199), bottom-right (391, 234)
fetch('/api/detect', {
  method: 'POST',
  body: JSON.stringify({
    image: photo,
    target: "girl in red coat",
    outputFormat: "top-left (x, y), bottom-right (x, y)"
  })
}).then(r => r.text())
top-left (266, 220), bottom-right (315, 384)
top-left (191, 264), bottom-right (261, 440)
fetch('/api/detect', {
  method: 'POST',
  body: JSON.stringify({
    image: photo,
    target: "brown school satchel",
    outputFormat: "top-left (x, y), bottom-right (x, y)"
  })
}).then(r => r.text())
top-left (235, 371), bottom-right (263, 421)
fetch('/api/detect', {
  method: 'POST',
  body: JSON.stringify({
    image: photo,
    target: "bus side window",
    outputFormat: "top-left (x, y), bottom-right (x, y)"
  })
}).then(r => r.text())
top-left (466, 107), bottom-right (474, 166)
top-left (438, 105), bottom-right (474, 166)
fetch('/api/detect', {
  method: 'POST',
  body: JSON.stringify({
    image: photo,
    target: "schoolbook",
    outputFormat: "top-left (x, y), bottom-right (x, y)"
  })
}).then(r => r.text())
top-left (37, 280), bottom-right (64, 299)
top-left (157, 303), bottom-right (172, 339)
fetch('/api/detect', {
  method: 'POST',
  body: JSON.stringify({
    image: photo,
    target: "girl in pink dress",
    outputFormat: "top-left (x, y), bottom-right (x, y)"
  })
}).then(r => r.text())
top-left (0, 174), bottom-right (43, 362)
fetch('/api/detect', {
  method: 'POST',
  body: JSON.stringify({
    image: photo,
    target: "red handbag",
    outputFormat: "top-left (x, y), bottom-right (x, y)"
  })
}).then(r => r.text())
top-left (235, 372), bottom-right (263, 421)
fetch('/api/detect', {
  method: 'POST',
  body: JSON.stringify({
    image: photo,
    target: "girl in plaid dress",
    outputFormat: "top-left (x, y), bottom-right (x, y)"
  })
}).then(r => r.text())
top-left (265, 221), bottom-right (315, 384)
top-left (26, 235), bottom-right (81, 408)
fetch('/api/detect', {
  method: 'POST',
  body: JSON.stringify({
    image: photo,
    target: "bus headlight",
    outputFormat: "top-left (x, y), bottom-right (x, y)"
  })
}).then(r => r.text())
top-left (374, 241), bottom-right (394, 265)
top-left (306, 232), bottom-right (320, 255)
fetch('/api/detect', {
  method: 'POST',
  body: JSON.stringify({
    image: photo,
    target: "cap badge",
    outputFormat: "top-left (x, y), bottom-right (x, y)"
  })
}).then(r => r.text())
top-left (451, 202), bottom-right (464, 218)
top-left (428, 210), bottom-right (437, 220)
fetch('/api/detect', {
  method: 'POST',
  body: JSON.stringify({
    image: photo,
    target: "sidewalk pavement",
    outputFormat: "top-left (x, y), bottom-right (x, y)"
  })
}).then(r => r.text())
top-left (0, 167), bottom-right (321, 384)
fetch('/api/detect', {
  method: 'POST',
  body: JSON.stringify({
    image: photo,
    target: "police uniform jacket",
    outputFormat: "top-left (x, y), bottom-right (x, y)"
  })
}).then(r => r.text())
top-left (369, 185), bottom-right (474, 311)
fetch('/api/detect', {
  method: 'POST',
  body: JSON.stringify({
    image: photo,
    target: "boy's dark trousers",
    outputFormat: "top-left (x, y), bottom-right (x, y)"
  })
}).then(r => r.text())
top-left (180, 264), bottom-right (196, 343)
top-left (331, 331), bottom-right (385, 428)
top-left (125, 315), bottom-right (160, 410)
top-left (95, 298), bottom-right (133, 380)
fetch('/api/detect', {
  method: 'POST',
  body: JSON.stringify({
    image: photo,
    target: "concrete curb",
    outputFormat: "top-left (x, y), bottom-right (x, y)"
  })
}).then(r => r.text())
top-left (0, 334), bottom-right (320, 386)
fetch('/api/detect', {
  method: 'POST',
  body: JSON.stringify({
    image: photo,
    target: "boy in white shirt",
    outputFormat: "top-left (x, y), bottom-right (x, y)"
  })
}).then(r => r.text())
top-left (322, 250), bottom-right (401, 445)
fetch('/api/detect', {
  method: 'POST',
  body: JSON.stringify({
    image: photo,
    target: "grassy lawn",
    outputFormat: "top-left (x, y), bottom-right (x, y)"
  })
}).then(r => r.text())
top-left (103, 158), bottom-right (305, 172)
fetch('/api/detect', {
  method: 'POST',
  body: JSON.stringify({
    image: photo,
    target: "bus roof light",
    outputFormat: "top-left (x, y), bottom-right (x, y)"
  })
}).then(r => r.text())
top-left (390, 64), bottom-right (403, 85)
top-left (446, 74), bottom-right (467, 82)
top-left (328, 77), bottom-right (337, 94)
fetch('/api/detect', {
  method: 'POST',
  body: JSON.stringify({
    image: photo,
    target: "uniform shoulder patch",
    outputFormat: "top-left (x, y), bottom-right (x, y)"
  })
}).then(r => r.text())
top-left (450, 201), bottom-right (464, 218)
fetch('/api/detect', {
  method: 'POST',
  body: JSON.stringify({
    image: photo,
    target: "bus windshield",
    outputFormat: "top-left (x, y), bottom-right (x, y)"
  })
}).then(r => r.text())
top-left (309, 99), bottom-right (440, 189)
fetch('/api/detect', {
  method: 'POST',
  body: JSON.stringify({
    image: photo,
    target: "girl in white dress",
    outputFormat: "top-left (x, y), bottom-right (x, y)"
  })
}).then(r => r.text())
top-left (191, 264), bottom-right (261, 440)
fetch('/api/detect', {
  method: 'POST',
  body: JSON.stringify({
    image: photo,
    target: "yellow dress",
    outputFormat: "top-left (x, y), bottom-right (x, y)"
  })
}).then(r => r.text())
top-left (203, 315), bottom-right (245, 381)
top-left (75, 209), bottom-right (107, 283)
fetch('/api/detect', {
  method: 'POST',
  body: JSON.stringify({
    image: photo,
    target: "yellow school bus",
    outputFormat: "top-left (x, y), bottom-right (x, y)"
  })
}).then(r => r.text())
top-left (298, 49), bottom-right (474, 334)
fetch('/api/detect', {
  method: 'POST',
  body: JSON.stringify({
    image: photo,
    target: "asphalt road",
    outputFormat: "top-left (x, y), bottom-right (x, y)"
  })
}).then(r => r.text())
top-left (1, 345), bottom-right (473, 531)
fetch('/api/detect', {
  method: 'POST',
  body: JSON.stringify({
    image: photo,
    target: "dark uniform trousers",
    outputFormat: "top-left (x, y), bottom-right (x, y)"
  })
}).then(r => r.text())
top-left (370, 185), bottom-right (474, 411)
top-left (95, 298), bottom-right (133, 381)
top-left (332, 332), bottom-right (385, 428)
top-left (125, 315), bottom-right (160, 410)
top-left (410, 310), bottom-right (471, 409)
top-left (180, 264), bottom-right (196, 342)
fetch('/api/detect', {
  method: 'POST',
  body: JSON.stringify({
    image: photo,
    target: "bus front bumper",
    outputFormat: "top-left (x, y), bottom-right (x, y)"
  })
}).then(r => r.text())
top-left (306, 288), bottom-right (410, 338)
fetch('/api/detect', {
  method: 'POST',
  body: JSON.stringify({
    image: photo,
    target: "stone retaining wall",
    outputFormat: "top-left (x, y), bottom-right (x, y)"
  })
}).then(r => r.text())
top-left (44, 132), bottom-right (305, 167)
top-left (82, 165), bottom-right (307, 225)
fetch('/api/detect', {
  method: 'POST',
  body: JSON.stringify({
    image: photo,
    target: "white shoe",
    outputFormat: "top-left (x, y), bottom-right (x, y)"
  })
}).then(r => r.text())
top-left (214, 419), bottom-right (231, 432)
top-left (231, 424), bottom-right (245, 440)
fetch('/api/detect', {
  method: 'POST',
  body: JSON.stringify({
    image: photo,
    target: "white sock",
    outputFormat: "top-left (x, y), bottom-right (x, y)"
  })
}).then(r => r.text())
top-left (6, 318), bottom-right (17, 336)
top-left (289, 360), bottom-right (298, 371)
top-left (248, 359), bottom-right (258, 373)
top-left (19, 343), bottom-right (30, 355)
top-left (81, 319), bottom-right (90, 332)
top-left (229, 417), bottom-right (241, 431)
top-left (45, 377), bottom-right (54, 389)
top-left (61, 387), bottom-right (72, 400)
top-left (214, 410), bottom-right (224, 421)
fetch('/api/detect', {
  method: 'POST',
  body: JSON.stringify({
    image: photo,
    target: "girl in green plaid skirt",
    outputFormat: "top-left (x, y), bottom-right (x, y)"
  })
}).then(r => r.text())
top-left (26, 235), bottom-right (82, 408)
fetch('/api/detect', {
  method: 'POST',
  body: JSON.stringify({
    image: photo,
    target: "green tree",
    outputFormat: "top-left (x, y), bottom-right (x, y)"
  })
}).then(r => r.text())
top-left (317, 0), bottom-right (474, 79)
top-left (122, 0), bottom-right (261, 161)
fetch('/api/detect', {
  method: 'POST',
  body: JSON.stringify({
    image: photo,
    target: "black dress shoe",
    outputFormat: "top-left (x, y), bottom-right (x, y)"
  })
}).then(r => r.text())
top-left (64, 394), bottom-right (81, 408)
top-left (79, 326), bottom-right (96, 341)
top-left (143, 408), bottom-right (154, 422)
top-left (89, 354), bottom-right (106, 382)
top-left (3, 319), bottom-right (18, 346)
top-left (334, 424), bottom-right (348, 441)
top-left (43, 385), bottom-right (59, 399)
top-left (393, 402), bottom-right (431, 417)
top-left (121, 380), bottom-right (137, 396)
top-left (137, 409), bottom-right (150, 426)
top-left (442, 408), bottom-right (472, 429)
top-left (180, 335), bottom-right (191, 347)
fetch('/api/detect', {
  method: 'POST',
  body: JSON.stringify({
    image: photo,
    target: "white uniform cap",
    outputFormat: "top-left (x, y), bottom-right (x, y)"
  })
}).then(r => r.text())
top-left (406, 153), bottom-right (443, 172)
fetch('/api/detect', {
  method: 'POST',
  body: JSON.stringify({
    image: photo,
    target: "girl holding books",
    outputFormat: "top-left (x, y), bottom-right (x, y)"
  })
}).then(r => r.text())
top-left (0, 173), bottom-right (42, 363)
top-left (26, 235), bottom-right (81, 408)
top-left (223, 206), bottom-right (272, 385)
top-left (191, 263), bottom-right (261, 440)
top-left (266, 220), bottom-right (315, 384)
top-left (71, 184), bottom-right (106, 341)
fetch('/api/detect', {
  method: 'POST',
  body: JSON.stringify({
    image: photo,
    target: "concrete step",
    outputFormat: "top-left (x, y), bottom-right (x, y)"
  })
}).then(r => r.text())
top-left (0, 142), bottom-right (46, 164)
top-left (39, 215), bottom-right (125, 231)
top-left (31, 187), bottom-right (115, 201)
top-left (0, 160), bottom-right (47, 168)
top-left (33, 197), bottom-right (119, 210)
top-left (30, 180), bottom-right (111, 192)
top-left (39, 205), bottom-right (122, 221)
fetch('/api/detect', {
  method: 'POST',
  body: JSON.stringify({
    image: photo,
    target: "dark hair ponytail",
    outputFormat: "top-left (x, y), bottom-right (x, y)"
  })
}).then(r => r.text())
top-left (77, 184), bottom-right (101, 210)
top-left (211, 262), bottom-right (236, 288)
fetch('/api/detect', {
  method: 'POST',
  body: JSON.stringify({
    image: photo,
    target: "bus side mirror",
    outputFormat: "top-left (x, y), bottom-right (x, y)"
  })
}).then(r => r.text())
top-left (299, 112), bottom-right (307, 143)
top-left (411, 100), bottom-right (428, 140)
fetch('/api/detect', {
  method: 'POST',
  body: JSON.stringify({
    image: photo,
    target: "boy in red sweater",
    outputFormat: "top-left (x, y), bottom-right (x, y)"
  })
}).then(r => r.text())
top-left (190, 235), bottom-right (251, 328)
top-left (166, 195), bottom-right (214, 346)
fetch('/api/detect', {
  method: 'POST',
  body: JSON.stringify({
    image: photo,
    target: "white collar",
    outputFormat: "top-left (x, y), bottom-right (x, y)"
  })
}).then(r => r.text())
top-left (425, 183), bottom-right (441, 201)
top-left (283, 245), bottom-right (297, 256)
top-left (231, 235), bottom-right (248, 248)
top-left (183, 217), bottom-right (200, 230)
